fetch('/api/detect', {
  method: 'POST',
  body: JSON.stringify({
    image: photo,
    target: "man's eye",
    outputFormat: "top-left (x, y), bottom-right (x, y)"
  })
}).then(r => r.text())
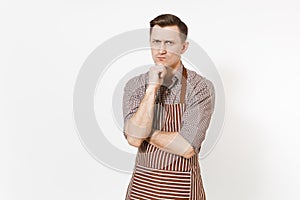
top-left (165, 41), bottom-right (174, 45)
top-left (153, 40), bottom-right (161, 44)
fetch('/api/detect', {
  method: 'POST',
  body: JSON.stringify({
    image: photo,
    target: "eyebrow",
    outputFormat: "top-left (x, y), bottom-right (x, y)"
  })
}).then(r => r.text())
top-left (151, 38), bottom-right (175, 42)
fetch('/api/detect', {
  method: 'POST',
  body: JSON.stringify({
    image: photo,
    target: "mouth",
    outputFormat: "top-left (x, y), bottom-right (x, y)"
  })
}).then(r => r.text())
top-left (157, 57), bottom-right (166, 61)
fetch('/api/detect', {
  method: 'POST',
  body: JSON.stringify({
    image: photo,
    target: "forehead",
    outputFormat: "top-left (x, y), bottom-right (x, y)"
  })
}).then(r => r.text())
top-left (150, 25), bottom-right (182, 40)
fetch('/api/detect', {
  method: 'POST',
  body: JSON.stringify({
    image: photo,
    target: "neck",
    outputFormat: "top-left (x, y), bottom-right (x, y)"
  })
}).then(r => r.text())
top-left (166, 61), bottom-right (181, 77)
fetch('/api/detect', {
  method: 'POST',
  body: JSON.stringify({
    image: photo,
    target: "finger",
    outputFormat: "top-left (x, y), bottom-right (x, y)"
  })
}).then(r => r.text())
top-left (150, 66), bottom-right (163, 74)
top-left (152, 66), bottom-right (165, 76)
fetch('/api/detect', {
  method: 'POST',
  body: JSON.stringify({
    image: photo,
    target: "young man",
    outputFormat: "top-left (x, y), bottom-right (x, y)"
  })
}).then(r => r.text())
top-left (123, 14), bottom-right (215, 200)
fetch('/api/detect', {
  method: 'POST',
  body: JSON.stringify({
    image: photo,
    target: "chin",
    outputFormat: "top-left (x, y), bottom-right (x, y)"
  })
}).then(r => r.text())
top-left (155, 62), bottom-right (167, 66)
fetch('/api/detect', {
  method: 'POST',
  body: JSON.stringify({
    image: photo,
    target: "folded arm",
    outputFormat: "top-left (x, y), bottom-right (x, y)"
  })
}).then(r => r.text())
top-left (123, 72), bottom-right (215, 159)
top-left (146, 130), bottom-right (195, 159)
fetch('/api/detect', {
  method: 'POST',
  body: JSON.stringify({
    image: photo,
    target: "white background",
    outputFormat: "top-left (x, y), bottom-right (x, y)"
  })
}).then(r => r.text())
top-left (1, 0), bottom-right (300, 199)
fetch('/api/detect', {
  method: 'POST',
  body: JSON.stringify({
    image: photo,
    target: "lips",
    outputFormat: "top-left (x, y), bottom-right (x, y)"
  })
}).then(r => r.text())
top-left (157, 57), bottom-right (166, 61)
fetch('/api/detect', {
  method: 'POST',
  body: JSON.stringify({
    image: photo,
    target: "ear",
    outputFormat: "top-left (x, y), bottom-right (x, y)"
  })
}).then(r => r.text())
top-left (180, 41), bottom-right (189, 54)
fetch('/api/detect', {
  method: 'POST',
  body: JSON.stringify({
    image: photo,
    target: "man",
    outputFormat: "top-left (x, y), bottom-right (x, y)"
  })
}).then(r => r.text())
top-left (123, 14), bottom-right (215, 200)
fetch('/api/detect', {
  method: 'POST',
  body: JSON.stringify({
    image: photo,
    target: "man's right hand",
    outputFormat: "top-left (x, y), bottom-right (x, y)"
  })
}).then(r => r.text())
top-left (148, 65), bottom-right (167, 87)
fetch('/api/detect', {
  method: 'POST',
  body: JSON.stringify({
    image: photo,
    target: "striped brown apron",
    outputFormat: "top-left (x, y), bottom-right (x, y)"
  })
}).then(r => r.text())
top-left (126, 67), bottom-right (206, 200)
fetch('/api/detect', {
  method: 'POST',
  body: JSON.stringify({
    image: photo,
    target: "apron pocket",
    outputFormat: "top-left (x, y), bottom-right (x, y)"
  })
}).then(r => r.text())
top-left (130, 165), bottom-right (191, 200)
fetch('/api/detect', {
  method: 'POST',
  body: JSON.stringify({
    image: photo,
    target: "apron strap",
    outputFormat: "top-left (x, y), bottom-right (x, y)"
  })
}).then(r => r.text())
top-left (180, 66), bottom-right (187, 105)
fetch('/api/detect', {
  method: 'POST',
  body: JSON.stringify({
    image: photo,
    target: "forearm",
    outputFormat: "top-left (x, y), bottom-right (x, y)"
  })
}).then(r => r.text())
top-left (146, 130), bottom-right (195, 159)
top-left (124, 85), bottom-right (158, 140)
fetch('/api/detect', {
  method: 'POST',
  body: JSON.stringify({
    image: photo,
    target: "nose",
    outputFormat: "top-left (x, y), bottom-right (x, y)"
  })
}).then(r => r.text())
top-left (159, 43), bottom-right (167, 54)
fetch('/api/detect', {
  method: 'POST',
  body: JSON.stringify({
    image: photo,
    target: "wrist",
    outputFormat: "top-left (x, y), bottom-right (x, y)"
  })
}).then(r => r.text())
top-left (146, 129), bottom-right (160, 142)
top-left (146, 84), bottom-right (159, 94)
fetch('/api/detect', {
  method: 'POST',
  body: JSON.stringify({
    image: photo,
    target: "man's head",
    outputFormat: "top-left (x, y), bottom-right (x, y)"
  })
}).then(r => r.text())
top-left (150, 14), bottom-right (188, 42)
top-left (149, 14), bottom-right (189, 70)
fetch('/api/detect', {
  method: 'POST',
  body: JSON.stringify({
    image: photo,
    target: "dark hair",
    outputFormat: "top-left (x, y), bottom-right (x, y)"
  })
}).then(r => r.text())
top-left (150, 14), bottom-right (188, 41)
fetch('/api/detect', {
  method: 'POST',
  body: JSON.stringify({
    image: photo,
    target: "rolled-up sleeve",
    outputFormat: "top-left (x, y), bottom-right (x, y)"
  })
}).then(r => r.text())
top-left (179, 78), bottom-right (215, 154)
top-left (122, 75), bottom-right (147, 138)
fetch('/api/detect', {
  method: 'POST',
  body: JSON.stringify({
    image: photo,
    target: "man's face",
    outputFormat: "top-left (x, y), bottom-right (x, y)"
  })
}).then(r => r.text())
top-left (150, 25), bottom-right (188, 69)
